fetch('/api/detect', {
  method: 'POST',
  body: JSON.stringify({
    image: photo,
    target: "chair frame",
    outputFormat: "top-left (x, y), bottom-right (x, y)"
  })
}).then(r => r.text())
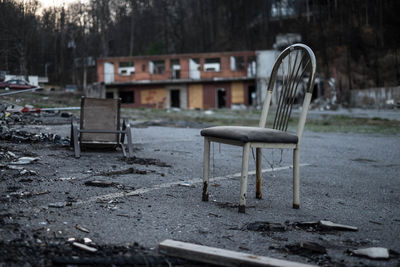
top-left (202, 44), bottom-right (316, 213)
top-left (71, 97), bottom-right (134, 158)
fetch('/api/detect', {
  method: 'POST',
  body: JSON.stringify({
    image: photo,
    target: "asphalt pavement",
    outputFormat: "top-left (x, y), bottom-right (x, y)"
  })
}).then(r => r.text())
top-left (1, 123), bottom-right (399, 266)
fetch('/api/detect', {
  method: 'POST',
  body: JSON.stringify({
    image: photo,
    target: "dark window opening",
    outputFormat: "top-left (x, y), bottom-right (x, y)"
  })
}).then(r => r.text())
top-left (231, 56), bottom-right (245, 71)
top-left (204, 58), bottom-right (221, 72)
top-left (153, 60), bottom-right (165, 74)
top-left (142, 64), bottom-right (146, 72)
top-left (217, 88), bottom-right (226, 108)
top-left (120, 91), bottom-right (134, 103)
top-left (106, 92), bottom-right (114, 99)
top-left (170, 90), bottom-right (180, 108)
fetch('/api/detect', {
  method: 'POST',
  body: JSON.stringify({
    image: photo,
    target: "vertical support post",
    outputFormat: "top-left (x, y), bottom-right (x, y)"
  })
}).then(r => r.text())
top-left (293, 147), bottom-right (300, 209)
top-left (202, 138), bottom-right (211, 201)
top-left (256, 148), bottom-right (262, 199)
top-left (239, 143), bottom-right (250, 213)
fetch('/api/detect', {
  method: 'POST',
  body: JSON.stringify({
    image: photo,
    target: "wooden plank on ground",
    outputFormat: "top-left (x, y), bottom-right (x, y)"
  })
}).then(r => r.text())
top-left (158, 239), bottom-right (315, 267)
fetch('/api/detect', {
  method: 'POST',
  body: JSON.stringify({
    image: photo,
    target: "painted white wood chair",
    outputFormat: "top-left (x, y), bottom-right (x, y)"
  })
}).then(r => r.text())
top-left (201, 44), bottom-right (316, 213)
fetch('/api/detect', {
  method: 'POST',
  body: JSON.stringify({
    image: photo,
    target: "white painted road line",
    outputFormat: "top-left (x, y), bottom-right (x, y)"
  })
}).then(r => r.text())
top-left (77, 164), bottom-right (310, 205)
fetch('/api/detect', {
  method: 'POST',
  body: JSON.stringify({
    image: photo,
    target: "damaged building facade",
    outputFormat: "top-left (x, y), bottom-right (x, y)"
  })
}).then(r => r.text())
top-left (97, 50), bottom-right (277, 109)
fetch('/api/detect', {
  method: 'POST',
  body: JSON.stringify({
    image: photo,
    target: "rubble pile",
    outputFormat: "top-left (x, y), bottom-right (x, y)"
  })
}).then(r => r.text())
top-left (0, 103), bottom-right (70, 146)
top-left (0, 125), bottom-right (69, 146)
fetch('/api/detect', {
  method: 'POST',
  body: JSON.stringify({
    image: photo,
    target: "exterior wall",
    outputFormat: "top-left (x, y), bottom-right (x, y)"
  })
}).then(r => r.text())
top-left (188, 84), bottom-right (203, 109)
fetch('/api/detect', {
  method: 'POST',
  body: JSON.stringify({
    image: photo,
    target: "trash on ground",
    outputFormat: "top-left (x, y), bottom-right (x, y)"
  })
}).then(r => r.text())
top-left (75, 224), bottom-right (90, 233)
top-left (10, 157), bottom-right (39, 165)
top-left (158, 239), bottom-right (314, 267)
top-left (84, 180), bottom-right (114, 187)
top-left (300, 241), bottom-right (327, 254)
top-left (48, 202), bottom-right (66, 208)
top-left (123, 156), bottom-right (171, 167)
top-left (319, 220), bottom-right (358, 231)
top-left (84, 237), bottom-right (92, 244)
top-left (351, 247), bottom-right (390, 259)
top-left (72, 242), bottom-right (97, 253)
top-left (178, 181), bottom-right (195, 188)
top-left (96, 167), bottom-right (147, 176)
top-left (245, 221), bottom-right (287, 232)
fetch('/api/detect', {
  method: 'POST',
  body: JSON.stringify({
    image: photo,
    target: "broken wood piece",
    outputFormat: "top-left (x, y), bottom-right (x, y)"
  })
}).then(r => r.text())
top-left (72, 242), bottom-right (97, 253)
top-left (319, 220), bottom-right (358, 231)
top-left (300, 241), bottom-right (327, 254)
top-left (158, 239), bottom-right (315, 267)
top-left (352, 247), bottom-right (390, 259)
top-left (75, 224), bottom-right (90, 233)
top-left (84, 180), bottom-right (114, 187)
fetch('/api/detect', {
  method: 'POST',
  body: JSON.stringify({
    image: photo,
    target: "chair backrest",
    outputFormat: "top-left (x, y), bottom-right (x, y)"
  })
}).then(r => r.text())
top-left (80, 97), bottom-right (121, 143)
top-left (259, 44), bottom-right (316, 142)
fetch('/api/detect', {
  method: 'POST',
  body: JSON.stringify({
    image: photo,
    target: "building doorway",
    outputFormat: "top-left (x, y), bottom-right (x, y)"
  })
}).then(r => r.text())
top-left (217, 88), bottom-right (226, 108)
top-left (248, 85), bottom-right (256, 106)
top-left (170, 89), bottom-right (180, 108)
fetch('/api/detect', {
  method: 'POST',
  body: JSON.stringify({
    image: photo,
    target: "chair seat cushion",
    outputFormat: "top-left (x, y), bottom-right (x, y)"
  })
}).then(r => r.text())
top-left (201, 126), bottom-right (298, 143)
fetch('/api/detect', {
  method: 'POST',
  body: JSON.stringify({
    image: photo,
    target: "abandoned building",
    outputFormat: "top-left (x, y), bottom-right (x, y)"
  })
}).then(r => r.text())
top-left (97, 50), bottom-right (279, 109)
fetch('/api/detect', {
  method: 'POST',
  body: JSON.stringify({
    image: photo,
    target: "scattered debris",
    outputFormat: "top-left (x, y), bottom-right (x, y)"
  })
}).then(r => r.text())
top-left (72, 242), bottom-right (98, 253)
top-left (123, 156), bottom-right (171, 167)
top-left (48, 202), bottom-right (66, 208)
top-left (158, 239), bottom-right (314, 267)
top-left (19, 169), bottom-right (38, 176)
top-left (10, 157), bottom-right (39, 165)
top-left (83, 237), bottom-right (92, 244)
top-left (350, 247), bottom-right (390, 260)
top-left (293, 220), bottom-right (358, 232)
top-left (215, 201), bottom-right (255, 209)
top-left (96, 167), bottom-right (147, 176)
top-left (300, 241), bottom-right (327, 254)
top-left (67, 237), bottom-right (76, 242)
top-left (84, 180), bottom-right (114, 187)
top-left (245, 221), bottom-right (287, 232)
top-left (178, 181), bottom-right (195, 188)
top-left (75, 224), bottom-right (90, 233)
top-left (319, 220), bottom-right (358, 231)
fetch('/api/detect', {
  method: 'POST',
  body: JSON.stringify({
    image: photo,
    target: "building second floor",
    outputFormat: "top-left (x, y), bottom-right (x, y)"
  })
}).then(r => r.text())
top-left (97, 51), bottom-right (258, 85)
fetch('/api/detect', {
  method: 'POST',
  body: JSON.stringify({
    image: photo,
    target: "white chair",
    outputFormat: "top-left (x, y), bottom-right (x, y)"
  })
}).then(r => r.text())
top-left (201, 44), bottom-right (316, 213)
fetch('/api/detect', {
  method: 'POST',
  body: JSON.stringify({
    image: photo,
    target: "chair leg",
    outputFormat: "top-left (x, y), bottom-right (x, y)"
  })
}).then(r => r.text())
top-left (202, 138), bottom-right (211, 202)
top-left (293, 148), bottom-right (300, 209)
top-left (73, 126), bottom-right (80, 158)
top-left (256, 148), bottom-right (262, 199)
top-left (126, 126), bottom-right (134, 158)
top-left (239, 143), bottom-right (250, 213)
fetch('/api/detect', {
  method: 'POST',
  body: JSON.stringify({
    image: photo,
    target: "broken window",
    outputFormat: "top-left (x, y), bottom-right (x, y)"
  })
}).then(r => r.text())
top-left (118, 61), bottom-right (135, 76)
top-left (204, 58), bottom-right (221, 72)
top-left (170, 59), bottom-right (181, 79)
top-left (247, 56), bottom-right (256, 77)
top-left (230, 56), bottom-right (245, 71)
top-left (150, 60), bottom-right (165, 74)
top-left (120, 91), bottom-right (134, 103)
